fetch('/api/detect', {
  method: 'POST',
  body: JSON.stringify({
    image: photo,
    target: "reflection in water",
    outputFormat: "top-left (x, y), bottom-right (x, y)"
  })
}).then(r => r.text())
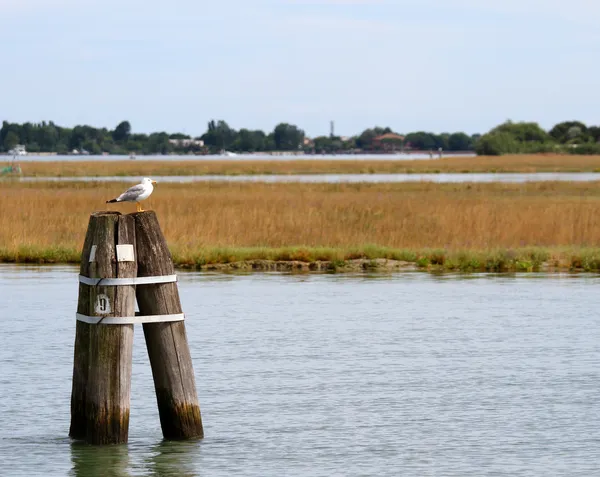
top-left (70, 442), bottom-right (130, 477)
top-left (69, 440), bottom-right (202, 476)
top-left (146, 441), bottom-right (201, 477)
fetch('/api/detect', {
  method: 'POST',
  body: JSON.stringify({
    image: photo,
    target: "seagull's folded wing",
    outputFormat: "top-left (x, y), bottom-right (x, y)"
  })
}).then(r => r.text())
top-left (118, 184), bottom-right (146, 201)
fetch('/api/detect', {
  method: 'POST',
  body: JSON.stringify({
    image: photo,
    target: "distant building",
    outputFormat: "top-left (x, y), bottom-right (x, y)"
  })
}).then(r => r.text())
top-left (303, 137), bottom-right (314, 147)
top-left (8, 144), bottom-right (27, 156)
top-left (168, 138), bottom-right (204, 147)
top-left (372, 133), bottom-right (405, 152)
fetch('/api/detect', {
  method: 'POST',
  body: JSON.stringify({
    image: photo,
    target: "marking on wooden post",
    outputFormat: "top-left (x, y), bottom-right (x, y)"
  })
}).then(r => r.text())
top-left (116, 244), bottom-right (135, 262)
top-left (94, 294), bottom-right (111, 314)
top-left (89, 245), bottom-right (97, 262)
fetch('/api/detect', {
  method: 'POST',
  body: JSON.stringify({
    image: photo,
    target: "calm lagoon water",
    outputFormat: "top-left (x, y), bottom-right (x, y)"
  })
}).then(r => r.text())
top-left (19, 172), bottom-right (600, 184)
top-left (14, 152), bottom-right (472, 162)
top-left (1, 265), bottom-right (599, 476)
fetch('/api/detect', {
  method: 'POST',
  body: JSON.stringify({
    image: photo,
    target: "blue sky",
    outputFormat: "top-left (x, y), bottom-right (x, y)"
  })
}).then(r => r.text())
top-left (1, 0), bottom-right (598, 137)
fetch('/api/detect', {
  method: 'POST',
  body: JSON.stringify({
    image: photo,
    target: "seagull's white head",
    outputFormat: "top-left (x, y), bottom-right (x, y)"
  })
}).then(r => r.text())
top-left (142, 177), bottom-right (157, 185)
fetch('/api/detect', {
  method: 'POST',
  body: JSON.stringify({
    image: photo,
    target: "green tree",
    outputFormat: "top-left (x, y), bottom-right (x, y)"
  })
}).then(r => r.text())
top-left (201, 120), bottom-right (237, 151)
top-left (143, 132), bottom-right (172, 155)
top-left (169, 133), bottom-right (190, 140)
top-left (21, 122), bottom-right (33, 144)
top-left (0, 121), bottom-right (22, 151)
top-left (404, 131), bottom-right (437, 150)
top-left (549, 121), bottom-right (588, 143)
top-left (491, 121), bottom-right (550, 143)
top-left (69, 126), bottom-right (87, 151)
top-left (112, 121), bottom-right (131, 142)
top-left (313, 136), bottom-right (346, 153)
top-left (587, 126), bottom-right (600, 143)
top-left (273, 123), bottom-right (304, 150)
top-left (3, 131), bottom-right (19, 151)
top-left (38, 123), bottom-right (59, 150)
top-left (82, 140), bottom-right (102, 155)
top-left (265, 133), bottom-right (276, 151)
top-left (475, 132), bottom-right (519, 155)
top-left (434, 133), bottom-right (450, 150)
top-left (448, 132), bottom-right (472, 151)
top-left (26, 142), bottom-right (41, 153)
top-left (356, 129), bottom-right (377, 149)
top-left (234, 129), bottom-right (266, 152)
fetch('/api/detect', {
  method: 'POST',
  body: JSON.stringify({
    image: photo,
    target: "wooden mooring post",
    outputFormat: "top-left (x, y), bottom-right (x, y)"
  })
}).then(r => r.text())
top-left (69, 211), bottom-right (203, 445)
top-left (70, 212), bottom-right (136, 444)
top-left (134, 211), bottom-right (204, 440)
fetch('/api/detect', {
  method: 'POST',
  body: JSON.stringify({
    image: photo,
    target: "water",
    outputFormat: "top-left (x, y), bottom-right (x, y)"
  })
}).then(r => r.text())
top-left (1, 265), bottom-right (599, 476)
top-left (12, 152), bottom-right (473, 162)
top-left (18, 172), bottom-right (600, 184)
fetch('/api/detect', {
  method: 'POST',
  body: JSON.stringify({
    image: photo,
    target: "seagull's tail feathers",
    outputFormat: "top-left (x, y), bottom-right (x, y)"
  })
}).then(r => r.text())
top-left (106, 198), bottom-right (119, 203)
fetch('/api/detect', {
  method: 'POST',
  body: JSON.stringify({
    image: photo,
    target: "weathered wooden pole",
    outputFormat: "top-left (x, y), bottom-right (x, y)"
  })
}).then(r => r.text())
top-left (133, 211), bottom-right (204, 440)
top-left (69, 211), bottom-right (136, 444)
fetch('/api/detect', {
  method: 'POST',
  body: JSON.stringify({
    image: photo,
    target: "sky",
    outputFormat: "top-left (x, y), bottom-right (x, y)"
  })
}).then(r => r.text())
top-left (1, 0), bottom-right (598, 137)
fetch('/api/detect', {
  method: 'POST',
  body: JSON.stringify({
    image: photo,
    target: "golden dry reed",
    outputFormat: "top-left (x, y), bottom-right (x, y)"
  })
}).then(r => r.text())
top-left (2, 180), bottom-right (600, 271)
top-left (15, 154), bottom-right (600, 177)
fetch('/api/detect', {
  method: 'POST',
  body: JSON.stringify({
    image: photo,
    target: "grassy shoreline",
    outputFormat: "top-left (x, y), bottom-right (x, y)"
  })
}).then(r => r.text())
top-left (3, 245), bottom-right (600, 273)
top-left (12, 154), bottom-right (600, 177)
top-left (4, 180), bottom-right (600, 273)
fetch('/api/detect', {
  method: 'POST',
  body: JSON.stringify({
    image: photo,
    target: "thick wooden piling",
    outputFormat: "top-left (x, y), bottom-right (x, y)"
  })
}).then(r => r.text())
top-left (69, 212), bottom-right (136, 444)
top-left (133, 211), bottom-right (204, 440)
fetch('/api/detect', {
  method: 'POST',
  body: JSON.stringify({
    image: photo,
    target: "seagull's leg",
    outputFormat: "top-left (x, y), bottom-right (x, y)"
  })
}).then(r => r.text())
top-left (136, 202), bottom-right (143, 212)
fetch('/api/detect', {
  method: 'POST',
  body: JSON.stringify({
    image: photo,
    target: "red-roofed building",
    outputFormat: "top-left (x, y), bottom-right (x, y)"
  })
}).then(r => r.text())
top-left (372, 133), bottom-right (405, 152)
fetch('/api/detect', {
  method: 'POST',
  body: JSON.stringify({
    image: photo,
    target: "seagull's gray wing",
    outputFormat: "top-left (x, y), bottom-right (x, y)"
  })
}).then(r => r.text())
top-left (117, 183), bottom-right (146, 201)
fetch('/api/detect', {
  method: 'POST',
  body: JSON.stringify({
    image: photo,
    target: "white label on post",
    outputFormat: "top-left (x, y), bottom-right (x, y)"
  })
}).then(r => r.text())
top-left (116, 244), bottom-right (135, 262)
top-left (89, 245), bottom-right (97, 262)
top-left (95, 294), bottom-right (111, 315)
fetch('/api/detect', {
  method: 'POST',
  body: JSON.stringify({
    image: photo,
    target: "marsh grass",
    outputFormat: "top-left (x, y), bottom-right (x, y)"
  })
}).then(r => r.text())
top-left (17, 154), bottom-right (600, 177)
top-left (3, 180), bottom-right (600, 271)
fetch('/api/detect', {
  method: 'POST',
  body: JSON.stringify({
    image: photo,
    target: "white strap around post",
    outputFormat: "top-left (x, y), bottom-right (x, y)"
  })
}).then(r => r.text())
top-left (76, 313), bottom-right (185, 325)
top-left (77, 274), bottom-right (181, 324)
top-left (79, 275), bottom-right (177, 286)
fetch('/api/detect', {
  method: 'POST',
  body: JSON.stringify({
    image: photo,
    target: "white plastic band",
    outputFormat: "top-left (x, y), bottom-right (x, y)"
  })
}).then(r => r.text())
top-left (79, 275), bottom-right (177, 286)
top-left (76, 312), bottom-right (185, 325)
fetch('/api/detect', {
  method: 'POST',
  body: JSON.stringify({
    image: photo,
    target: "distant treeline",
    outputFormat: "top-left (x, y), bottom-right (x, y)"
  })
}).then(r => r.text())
top-left (1, 119), bottom-right (599, 155)
top-left (0, 119), bottom-right (476, 155)
top-left (475, 121), bottom-right (600, 155)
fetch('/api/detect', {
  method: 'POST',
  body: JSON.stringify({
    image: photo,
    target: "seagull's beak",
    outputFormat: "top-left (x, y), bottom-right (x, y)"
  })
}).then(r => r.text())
top-left (151, 180), bottom-right (157, 185)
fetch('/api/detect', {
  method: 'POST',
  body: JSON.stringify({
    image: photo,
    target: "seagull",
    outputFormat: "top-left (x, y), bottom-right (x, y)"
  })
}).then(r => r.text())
top-left (106, 177), bottom-right (157, 212)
